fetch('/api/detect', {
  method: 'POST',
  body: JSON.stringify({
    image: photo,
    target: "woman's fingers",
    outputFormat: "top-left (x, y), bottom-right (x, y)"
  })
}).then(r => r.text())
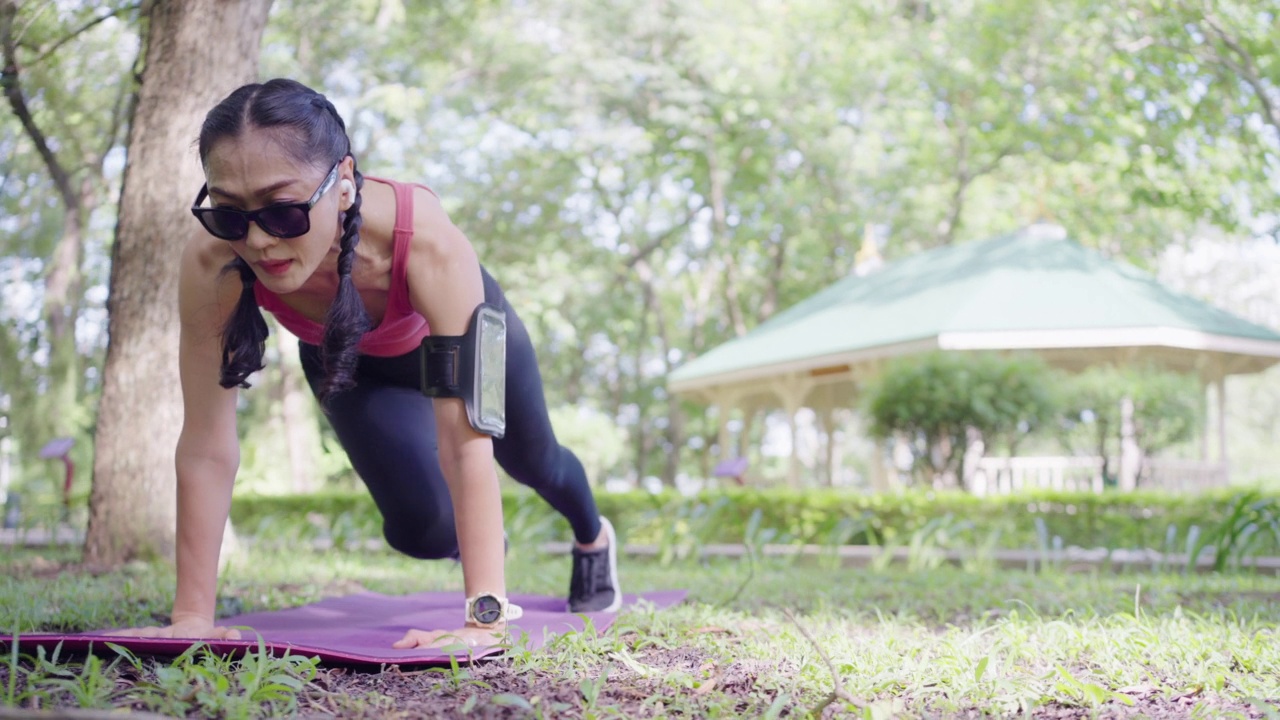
top-left (392, 626), bottom-right (506, 649)
top-left (392, 629), bottom-right (447, 648)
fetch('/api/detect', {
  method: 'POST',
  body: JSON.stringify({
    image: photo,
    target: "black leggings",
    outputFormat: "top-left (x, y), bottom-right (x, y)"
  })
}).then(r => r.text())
top-left (299, 269), bottom-right (602, 559)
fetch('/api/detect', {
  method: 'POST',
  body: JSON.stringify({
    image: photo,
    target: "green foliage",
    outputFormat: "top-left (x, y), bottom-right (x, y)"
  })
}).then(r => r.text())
top-left (1056, 365), bottom-right (1203, 463)
top-left (862, 355), bottom-right (1205, 490)
top-left (0, 0), bottom-right (139, 501)
top-left (1, 640), bottom-right (318, 718)
top-left (548, 405), bottom-right (629, 484)
top-left (6, 546), bottom-right (1280, 717)
top-left (864, 352), bottom-right (1058, 483)
top-left (5, 0), bottom-right (1280, 503)
top-left (1098, 0), bottom-right (1280, 238)
top-left (1187, 491), bottom-right (1280, 573)
top-left (228, 486), bottom-right (1280, 559)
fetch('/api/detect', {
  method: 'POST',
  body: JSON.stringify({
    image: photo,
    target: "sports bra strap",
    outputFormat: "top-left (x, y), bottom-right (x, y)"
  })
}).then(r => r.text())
top-left (388, 179), bottom-right (416, 312)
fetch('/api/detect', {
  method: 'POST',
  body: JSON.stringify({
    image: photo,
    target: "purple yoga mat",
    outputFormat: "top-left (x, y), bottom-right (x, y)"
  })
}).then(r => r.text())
top-left (5, 590), bottom-right (687, 666)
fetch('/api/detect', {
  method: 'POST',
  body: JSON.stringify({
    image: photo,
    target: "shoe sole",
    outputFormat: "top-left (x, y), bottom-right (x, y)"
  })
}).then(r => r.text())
top-left (600, 517), bottom-right (622, 613)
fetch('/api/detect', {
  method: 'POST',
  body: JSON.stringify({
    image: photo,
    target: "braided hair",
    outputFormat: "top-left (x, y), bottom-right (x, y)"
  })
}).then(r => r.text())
top-left (197, 78), bottom-right (371, 405)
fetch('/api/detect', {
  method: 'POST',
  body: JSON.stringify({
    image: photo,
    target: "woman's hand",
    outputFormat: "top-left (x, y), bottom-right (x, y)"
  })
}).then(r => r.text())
top-left (106, 616), bottom-right (243, 640)
top-left (392, 624), bottom-right (506, 650)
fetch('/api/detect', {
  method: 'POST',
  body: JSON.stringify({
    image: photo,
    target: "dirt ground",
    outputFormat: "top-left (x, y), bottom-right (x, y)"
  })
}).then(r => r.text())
top-left (297, 651), bottom-right (1278, 719)
top-left (2, 647), bottom-right (1277, 719)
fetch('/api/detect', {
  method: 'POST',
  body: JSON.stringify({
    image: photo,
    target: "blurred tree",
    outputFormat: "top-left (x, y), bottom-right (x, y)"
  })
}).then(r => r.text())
top-left (1056, 365), bottom-right (1203, 484)
top-left (864, 352), bottom-right (1058, 488)
top-left (0, 0), bottom-right (139, 495)
top-left (408, 0), bottom-right (1274, 486)
top-left (86, 0), bottom-right (273, 565)
top-left (4, 0), bottom-right (1275, 496)
top-left (1100, 0), bottom-right (1280, 239)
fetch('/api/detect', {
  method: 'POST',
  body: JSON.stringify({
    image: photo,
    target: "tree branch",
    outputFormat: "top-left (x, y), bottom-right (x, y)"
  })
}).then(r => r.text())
top-left (973, 143), bottom-right (1015, 178)
top-left (1200, 12), bottom-right (1280, 135)
top-left (782, 608), bottom-right (864, 718)
top-left (623, 199), bottom-right (705, 269)
top-left (96, 70), bottom-right (134, 165)
top-left (0, 0), bottom-right (77, 209)
top-left (28, 2), bottom-right (143, 67)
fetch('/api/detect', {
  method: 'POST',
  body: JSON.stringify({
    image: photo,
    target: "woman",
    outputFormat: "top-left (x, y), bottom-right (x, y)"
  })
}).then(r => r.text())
top-left (120, 78), bottom-right (620, 649)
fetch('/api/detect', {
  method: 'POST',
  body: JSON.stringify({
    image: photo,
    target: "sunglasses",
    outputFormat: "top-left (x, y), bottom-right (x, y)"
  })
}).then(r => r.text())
top-left (190, 161), bottom-right (341, 241)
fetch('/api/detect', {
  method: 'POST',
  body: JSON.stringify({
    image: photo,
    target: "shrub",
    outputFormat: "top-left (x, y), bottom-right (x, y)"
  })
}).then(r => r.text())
top-left (863, 352), bottom-right (1058, 485)
top-left (228, 486), bottom-right (1280, 556)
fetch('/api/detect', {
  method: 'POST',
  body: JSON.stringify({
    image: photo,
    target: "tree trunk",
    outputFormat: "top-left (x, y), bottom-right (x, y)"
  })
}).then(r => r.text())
top-left (41, 184), bottom-right (86, 438)
top-left (86, 0), bottom-right (273, 565)
top-left (662, 396), bottom-right (682, 487)
top-left (274, 329), bottom-right (319, 494)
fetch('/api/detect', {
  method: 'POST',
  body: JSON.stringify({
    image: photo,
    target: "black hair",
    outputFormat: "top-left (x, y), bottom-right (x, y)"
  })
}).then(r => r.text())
top-left (198, 78), bottom-right (370, 405)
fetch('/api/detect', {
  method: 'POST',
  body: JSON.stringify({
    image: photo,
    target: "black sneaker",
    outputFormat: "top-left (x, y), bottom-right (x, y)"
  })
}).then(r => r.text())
top-left (567, 517), bottom-right (622, 613)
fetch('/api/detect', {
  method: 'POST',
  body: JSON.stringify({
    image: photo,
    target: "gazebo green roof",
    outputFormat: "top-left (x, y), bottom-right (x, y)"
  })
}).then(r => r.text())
top-left (669, 225), bottom-right (1280, 397)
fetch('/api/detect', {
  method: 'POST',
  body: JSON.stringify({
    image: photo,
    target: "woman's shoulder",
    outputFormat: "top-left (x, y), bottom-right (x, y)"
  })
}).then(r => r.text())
top-left (181, 230), bottom-right (239, 276)
top-left (362, 175), bottom-right (440, 223)
top-left (361, 175), bottom-right (464, 264)
top-left (179, 231), bottom-right (243, 324)
top-left (405, 184), bottom-right (462, 251)
top-left (354, 177), bottom-right (398, 250)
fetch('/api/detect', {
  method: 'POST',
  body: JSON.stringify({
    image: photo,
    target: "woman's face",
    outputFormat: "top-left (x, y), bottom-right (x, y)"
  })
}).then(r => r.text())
top-left (202, 127), bottom-right (351, 294)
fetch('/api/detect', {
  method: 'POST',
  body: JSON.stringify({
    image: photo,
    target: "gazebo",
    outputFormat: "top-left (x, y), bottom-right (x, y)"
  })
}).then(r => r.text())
top-left (667, 224), bottom-right (1280, 490)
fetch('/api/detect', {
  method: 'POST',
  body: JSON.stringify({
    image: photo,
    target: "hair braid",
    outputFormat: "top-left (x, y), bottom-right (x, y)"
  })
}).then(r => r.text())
top-left (218, 257), bottom-right (269, 389)
top-left (317, 165), bottom-right (370, 406)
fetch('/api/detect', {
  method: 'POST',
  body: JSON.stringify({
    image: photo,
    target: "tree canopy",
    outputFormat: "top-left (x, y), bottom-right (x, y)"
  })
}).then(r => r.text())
top-left (1, 0), bottom-right (1277, 498)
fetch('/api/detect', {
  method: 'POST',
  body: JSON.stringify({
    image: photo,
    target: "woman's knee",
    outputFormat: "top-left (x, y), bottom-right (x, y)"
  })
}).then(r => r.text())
top-left (494, 440), bottom-right (565, 489)
top-left (381, 511), bottom-right (457, 560)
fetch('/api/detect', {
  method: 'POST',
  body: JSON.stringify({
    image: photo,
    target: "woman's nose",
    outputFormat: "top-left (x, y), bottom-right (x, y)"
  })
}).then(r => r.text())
top-left (243, 223), bottom-right (276, 251)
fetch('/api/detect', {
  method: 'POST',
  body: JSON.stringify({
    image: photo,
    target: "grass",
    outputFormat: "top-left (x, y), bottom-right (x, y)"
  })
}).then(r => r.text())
top-left (2, 541), bottom-right (1280, 718)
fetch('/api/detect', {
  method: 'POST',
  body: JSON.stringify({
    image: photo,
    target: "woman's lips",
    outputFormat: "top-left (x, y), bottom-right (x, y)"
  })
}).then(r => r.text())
top-left (258, 259), bottom-right (292, 276)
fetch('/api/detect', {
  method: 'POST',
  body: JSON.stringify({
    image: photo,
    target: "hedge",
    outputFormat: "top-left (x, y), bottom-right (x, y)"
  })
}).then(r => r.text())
top-left (228, 486), bottom-right (1280, 554)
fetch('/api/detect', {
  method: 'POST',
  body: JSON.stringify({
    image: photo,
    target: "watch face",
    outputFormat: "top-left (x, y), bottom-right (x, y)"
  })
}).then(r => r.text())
top-left (473, 595), bottom-right (503, 624)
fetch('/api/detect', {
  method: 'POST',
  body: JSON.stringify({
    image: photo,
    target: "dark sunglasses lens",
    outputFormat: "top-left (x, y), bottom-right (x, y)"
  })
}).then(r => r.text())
top-left (200, 210), bottom-right (249, 240)
top-left (257, 206), bottom-right (310, 238)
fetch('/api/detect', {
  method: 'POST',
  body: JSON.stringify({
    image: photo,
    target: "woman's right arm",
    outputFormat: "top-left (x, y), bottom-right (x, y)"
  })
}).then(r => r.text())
top-left (113, 236), bottom-right (243, 639)
top-left (171, 234), bottom-right (245, 636)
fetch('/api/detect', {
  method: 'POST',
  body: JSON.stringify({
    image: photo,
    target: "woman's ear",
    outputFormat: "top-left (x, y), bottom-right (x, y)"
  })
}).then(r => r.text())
top-left (339, 155), bottom-right (357, 209)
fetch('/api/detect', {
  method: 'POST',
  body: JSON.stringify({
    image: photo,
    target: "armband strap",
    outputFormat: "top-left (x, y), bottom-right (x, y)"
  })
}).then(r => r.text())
top-left (420, 303), bottom-right (507, 438)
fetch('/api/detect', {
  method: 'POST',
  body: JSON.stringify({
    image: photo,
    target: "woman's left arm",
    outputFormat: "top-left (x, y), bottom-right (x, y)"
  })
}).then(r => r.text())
top-left (394, 187), bottom-right (508, 649)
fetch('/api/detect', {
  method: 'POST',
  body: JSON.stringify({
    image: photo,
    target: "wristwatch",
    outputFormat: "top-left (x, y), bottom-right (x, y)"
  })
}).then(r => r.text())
top-left (465, 593), bottom-right (524, 628)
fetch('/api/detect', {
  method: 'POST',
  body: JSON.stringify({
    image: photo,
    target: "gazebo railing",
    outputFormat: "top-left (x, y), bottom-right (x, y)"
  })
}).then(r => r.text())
top-left (969, 456), bottom-right (1229, 495)
top-left (969, 456), bottom-right (1105, 495)
top-left (1140, 458), bottom-right (1229, 492)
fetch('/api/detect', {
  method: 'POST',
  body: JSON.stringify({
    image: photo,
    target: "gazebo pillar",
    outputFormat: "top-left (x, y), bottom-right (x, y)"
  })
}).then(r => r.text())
top-left (816, 404), bottom-right (837, 486)
top-left (1216, 373), bottom-right (1229, 471)
top-left (1118, 396), bottom-right (1140, 491)
top-left (709, 388), bottom-right (740, 463)
top-left (1199, 381), bottom-right (1210, 463)
top-left (807, 394), bottom-right (844, 487)
top-left (770, 374), bottom-right (815, 487)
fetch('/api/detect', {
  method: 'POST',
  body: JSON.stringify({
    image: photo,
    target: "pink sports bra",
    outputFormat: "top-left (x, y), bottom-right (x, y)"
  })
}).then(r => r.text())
top-left (253, 176), bottom-right (433, 357)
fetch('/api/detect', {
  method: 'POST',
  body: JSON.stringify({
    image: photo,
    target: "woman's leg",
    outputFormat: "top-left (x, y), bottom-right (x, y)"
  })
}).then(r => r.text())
top-left (482, 272), bottom-right (619, 612)
top-left (484, 278), bottom-right (602, 546)
top-left (299, 342), bottom-right (458, 560)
